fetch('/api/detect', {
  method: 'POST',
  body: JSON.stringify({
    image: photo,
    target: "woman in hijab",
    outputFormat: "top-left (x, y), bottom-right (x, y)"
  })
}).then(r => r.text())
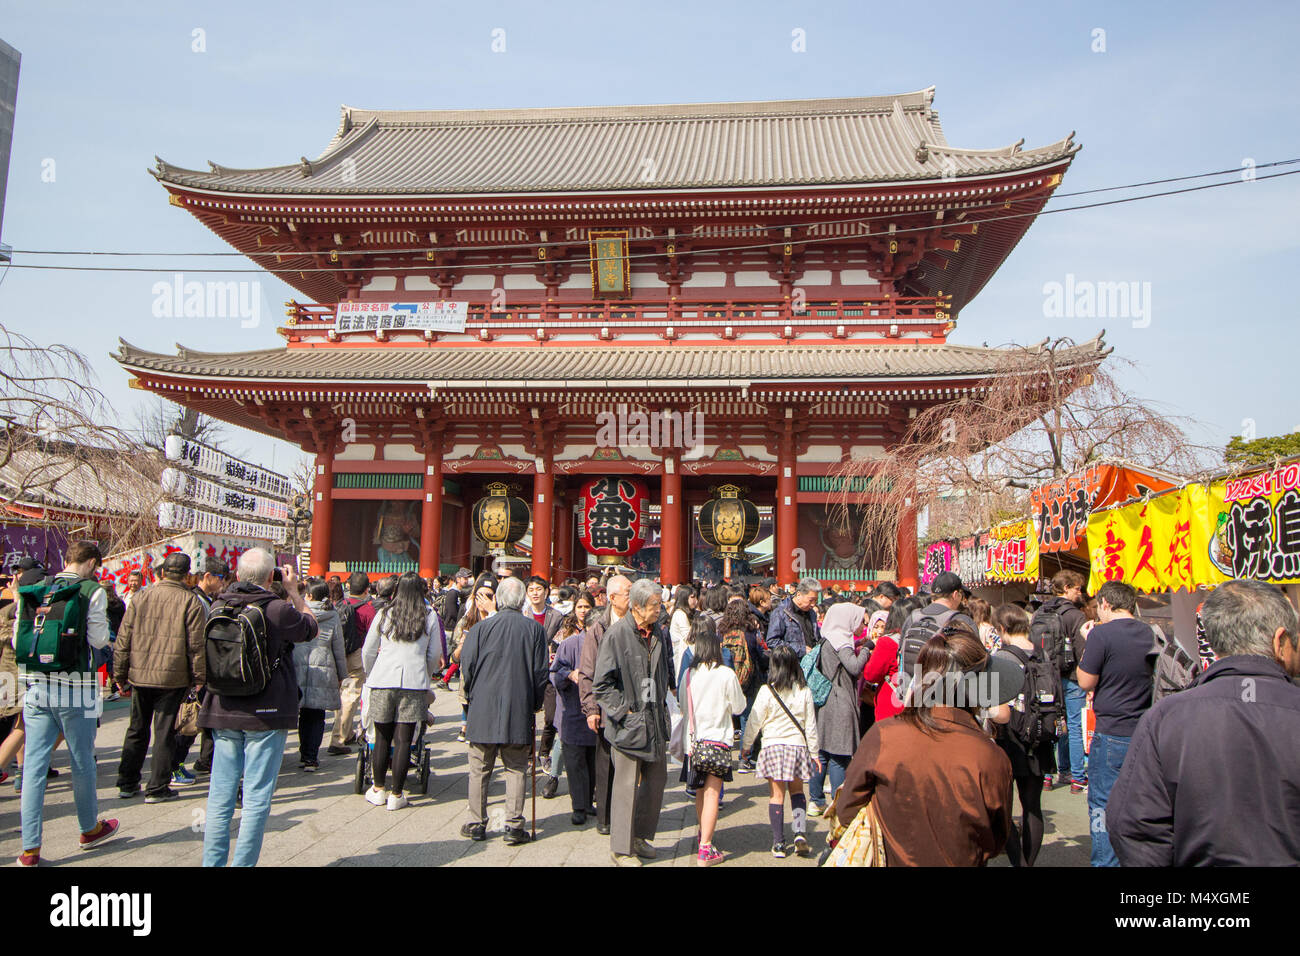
top-left (807, 602), bottom-right (872, 816)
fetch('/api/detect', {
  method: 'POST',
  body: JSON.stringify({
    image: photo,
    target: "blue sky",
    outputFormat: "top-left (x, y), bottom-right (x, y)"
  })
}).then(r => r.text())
top-left (0, 0), bottom-right (1296, 472)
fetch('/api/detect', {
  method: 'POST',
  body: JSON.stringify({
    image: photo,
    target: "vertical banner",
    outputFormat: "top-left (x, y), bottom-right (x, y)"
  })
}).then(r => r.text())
top-left (921, 540), bottom-right (955, 586)
top-left (589, 230), bottom-right (630, 297)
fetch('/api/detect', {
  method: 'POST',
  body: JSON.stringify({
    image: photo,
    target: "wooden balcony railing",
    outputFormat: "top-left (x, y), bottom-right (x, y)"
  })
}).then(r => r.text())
top-left (282, 295), bottom-right (953, 342)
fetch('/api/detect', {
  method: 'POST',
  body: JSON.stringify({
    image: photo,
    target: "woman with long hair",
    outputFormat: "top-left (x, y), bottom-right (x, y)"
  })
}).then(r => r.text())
top-left (835, 622), bottom-right (1021, 866)
top-left (669, 584), bottom-right (697, 678)
top-left (679, 615), bottom-right (745, 867)
top-left (968, 597), bottom-right (997, 651)
top-left (361, 574), bottom-right (444, 810)
top-left (742, 645), bottom-right (820, 857)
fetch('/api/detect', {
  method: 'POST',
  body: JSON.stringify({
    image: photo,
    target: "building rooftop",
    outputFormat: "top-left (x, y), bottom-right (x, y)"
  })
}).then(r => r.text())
top-left (152, 88), bottom-right (1078, 195)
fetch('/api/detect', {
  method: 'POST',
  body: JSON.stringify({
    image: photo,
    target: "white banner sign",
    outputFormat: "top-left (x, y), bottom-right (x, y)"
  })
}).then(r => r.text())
top-left (102, 532), bottom-right (287, 589)
top-left (161, 468), bottom-right (289, 521)
top-left (164, 435), bottom-right (292, 499)
top-left (158, 502), bottom-right (286, 542)
top-left (334, 301), bottom-right (467, 334)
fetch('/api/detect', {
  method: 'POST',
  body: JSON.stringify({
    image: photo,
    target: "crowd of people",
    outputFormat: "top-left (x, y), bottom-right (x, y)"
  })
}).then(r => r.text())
top-left (2, 542), bottom-right (1298, 867)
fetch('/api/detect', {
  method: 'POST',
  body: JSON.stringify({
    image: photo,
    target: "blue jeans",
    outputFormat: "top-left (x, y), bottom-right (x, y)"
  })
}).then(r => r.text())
top-left (809, 750), bottom-right (850, 804)
top-left (1057, 679), bottom-right (1088, 781)
top-left (203, 728), bottom-right (287, 867)
top-left (21, 680), bottom-right (101, 851)
top-left (1087, 731), bottom-right (1131, 867)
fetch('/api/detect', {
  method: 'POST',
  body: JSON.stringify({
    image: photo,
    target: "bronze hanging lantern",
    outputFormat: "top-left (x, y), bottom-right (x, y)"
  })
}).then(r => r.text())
top-left (697, 483), bottom-right (761, 560)
top-left (471, 481), bottom-right (531, 555)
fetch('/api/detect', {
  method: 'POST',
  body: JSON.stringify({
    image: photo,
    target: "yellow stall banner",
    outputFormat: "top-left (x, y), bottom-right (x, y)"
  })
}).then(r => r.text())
top-left (1086, 470), bottom-right (1300, 592)
top-left (985, 518), bottom-right (1040, 582)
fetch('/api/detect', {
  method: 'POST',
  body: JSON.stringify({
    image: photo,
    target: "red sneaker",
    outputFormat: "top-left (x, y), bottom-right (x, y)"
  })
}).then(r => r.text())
top-left (79, 819), bottom-right (121, 850)
top-left (1042, 775), bottom-right (1054, 792)
top-left (16, 849), bottom-right (39, 867)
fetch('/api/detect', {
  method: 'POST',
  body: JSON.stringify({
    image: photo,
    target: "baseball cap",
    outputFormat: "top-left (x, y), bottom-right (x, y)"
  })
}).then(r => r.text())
top-left (931, 571), bottom-right (970, 598)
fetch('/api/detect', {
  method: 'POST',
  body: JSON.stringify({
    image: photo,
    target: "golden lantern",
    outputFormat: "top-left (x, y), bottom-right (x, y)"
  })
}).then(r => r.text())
top-left (471, 482), bottom-right (531, 555)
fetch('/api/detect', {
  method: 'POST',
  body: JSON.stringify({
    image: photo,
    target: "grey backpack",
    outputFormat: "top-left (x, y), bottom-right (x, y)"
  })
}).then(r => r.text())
top-left (1148, 625), bottom-right (1199, 704)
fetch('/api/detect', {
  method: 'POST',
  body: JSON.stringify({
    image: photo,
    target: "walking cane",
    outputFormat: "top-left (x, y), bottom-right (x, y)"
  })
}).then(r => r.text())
top-left (530, 717), bottom-right (537, 839)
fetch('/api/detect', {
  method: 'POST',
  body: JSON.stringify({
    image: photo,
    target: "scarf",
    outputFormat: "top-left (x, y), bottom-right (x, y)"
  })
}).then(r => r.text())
top-left (821, 603), bottom-right (867, 652)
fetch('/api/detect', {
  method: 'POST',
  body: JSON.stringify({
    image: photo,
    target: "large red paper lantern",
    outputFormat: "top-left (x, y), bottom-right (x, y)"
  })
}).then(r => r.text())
top-left (578, 477), bottom-right (649, 566)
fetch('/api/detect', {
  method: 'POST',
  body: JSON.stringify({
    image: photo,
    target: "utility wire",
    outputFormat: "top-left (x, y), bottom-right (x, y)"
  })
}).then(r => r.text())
top-left (2, 166), bottom-right (1296, 276)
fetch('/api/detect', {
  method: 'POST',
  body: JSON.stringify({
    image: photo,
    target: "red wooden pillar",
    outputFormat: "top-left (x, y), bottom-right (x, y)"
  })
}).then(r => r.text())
top-left (531, 457), bottom-right (554, 580)
top-left (551, 488), bottom-right (572, 585)
top-left (660, 456), bottom-right (682, 586)
top-left (453, 500), bottom-right (471, 570)
top-left (419, 445), bottom-right (443, 578)
top-left (308, 452), bottom-right (334, 577)
top-left (897, 505), bottom-right (919, 592)
top-left (776, 436), bottom-right (798, 586)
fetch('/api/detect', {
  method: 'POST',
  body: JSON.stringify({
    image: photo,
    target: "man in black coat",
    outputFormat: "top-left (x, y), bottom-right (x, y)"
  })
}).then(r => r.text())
top-left (1107, 579), bottom-right (1300, 866)
top-left (459, 576), bottom-right (549, 845)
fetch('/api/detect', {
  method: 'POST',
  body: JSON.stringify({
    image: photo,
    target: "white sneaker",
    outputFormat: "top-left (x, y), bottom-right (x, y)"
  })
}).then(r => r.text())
top-left (387, 793), bottom-right (408, 811)
top-left (365, 787), bottom-right (388, 807)
top-left (807, 802), bottom-right (825, 817)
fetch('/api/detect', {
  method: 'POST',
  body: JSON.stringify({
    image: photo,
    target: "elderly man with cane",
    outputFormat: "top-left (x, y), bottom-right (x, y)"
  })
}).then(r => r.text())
top-left (459, 576), bottom-right (550, 845)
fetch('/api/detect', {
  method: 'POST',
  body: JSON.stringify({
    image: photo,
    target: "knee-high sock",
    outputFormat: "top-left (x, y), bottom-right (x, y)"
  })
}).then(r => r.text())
top-left (768, 803), bottom-right (785, 845)
top-left (791, 793), bottom-right (808, 835)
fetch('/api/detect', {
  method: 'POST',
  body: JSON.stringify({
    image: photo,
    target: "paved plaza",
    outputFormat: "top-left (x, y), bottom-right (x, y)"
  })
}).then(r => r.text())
top-left (2, 690), bottom-right (1093, 868)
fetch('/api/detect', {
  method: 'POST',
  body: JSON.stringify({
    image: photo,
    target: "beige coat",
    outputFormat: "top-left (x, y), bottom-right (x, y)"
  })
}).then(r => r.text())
top-left (114, 579), bottom-right (207, 689)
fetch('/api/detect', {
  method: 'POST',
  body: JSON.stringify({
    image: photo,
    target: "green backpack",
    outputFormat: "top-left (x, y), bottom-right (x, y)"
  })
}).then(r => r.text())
top-left (15, 575), bottom-right (99, 673)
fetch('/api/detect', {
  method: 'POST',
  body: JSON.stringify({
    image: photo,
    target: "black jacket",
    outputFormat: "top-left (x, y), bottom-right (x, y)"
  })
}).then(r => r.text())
top-left (461, 608), bottom-right (549, 747)
top-left (199, 583), bottom-right (317, 732)
top-left (438, 587), bottom-right (462, 632)
top-left (1107, 655), bottom-right (1300, 866)
top-left (593, 614), bottom-right (671, 762)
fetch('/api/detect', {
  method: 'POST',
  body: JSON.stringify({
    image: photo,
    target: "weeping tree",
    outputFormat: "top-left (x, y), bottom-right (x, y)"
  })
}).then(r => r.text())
top-left (832, 334), bottom-right (1222, 568)
top-left (0, 321), bottom-right (163, 553)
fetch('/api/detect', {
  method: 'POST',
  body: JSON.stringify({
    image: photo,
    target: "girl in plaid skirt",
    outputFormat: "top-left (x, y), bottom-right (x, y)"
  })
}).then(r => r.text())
top-left (742, 645), bottom-right (821, 858)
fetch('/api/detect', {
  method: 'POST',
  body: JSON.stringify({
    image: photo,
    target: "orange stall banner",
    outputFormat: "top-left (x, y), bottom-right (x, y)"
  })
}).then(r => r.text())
top-left (1033, 464), bottom-right (1175, 554)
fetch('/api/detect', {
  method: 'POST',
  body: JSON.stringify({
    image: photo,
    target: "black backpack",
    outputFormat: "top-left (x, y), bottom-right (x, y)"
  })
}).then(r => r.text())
top-left (1001, 644), bottom-right (1066, 748)
top-left (1030, 604), bottom-right (1077, 679)
top-left (204, 602), bottom-right (276, 696)
top-left (898, 607), bottom-right (956, 699)
top-left (337, 598), bottom-right (369, 655)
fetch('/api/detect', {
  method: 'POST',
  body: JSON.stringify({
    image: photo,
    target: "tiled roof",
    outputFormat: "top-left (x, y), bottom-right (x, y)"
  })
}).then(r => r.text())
top-left (114, 337), bottom-right (1109, 387)
top-left (152, 89), bottom-right (1077, 195)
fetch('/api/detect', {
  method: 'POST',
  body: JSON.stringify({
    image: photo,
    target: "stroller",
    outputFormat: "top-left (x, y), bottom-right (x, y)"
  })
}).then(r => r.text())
top-left (353, 685), bottom-right (433, 797)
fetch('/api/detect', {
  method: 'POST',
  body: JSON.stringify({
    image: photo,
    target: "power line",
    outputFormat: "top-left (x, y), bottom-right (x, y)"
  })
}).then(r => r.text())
top-left (1, 166), bottom-right (1296, 276)
top-left (6, 159), bottom-right (1297, 263)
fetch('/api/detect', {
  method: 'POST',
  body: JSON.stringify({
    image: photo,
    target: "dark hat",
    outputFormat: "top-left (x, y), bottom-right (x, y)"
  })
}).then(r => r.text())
top-left (963, 651), bottom-right (1026, 707)
top-left (472, 572), bottom-right (498, 594)
top-left (905, 650), bottom-right (1025, 709)
top-left (456, 567), bottom-right (472, 579)
top-left (162, 552), bottom-right (191, 575)
top-left (930, 571), bottom-right (970, 597)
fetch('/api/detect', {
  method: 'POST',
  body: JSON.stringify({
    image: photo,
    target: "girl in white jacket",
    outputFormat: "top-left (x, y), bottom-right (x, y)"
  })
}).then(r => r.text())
top-left (679, 617), bottom-right (746, 867)
top-left (742, 645), bottom-right (822, 858)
